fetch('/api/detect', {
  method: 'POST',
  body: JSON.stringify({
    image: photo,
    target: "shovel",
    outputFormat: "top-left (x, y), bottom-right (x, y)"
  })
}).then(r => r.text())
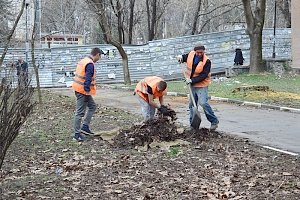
top-left (187, 83), bottom-right (201, 129)
top-left (181, 64), bottom-right (201, 129)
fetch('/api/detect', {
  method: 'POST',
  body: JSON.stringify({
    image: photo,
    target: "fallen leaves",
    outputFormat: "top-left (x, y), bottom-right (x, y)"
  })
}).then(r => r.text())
top-left (1, 91), bottom-right (300, 199)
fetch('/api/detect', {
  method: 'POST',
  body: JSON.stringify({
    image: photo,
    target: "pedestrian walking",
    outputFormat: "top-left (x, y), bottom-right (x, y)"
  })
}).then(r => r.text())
top-left (72, 47), bottom-right (104, 141)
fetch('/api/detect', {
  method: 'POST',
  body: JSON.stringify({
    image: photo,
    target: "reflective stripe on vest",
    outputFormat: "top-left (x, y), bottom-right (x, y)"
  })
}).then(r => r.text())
top-left (73, 79), bottom-right (95, 87)
top-left (74, 73), bottom-right (95, 81)
top-left (185, 51), bottom-right (211, 88)
top-left (72, 57), bottom-right (97, 95)
top-left (135, 76), bottom-right (166, 102)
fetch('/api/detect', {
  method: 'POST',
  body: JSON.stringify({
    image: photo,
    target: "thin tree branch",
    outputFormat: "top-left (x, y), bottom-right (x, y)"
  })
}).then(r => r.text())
top-left (0, 0), bottom-right (25, 67)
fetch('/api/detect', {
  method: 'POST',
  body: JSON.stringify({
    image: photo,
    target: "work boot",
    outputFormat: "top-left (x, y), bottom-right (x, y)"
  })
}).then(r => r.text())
top-left (81, 124), bottom-right (94, 136)
top-left (210, 122), bottom-right (219, 131)
top-left (73, 133), bottom-right (85, 142)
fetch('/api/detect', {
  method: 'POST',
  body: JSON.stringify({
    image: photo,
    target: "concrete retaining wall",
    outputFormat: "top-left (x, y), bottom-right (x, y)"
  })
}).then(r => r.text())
top-left (0, 28), bottom-right (291, 87)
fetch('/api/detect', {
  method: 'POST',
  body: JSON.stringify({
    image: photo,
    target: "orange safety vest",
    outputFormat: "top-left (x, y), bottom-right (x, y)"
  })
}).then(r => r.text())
top-left (185, 51), bottom-right (211, 87)
top-left (135, 76), bottom-right (167, 102)
top-left (72, 57), bottom-right (96, 95)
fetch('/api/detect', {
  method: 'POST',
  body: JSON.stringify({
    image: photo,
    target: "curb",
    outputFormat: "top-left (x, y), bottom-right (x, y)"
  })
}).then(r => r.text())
top-left (262, 146), bottom-right (299, 156)
top-left (102, 84), bottom-right (300, 113)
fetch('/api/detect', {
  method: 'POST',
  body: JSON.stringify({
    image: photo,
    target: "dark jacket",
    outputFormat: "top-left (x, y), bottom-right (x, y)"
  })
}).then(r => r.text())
top-left (84, 63), bottom-right (94, 92)
top-left (182, 53), bottom-right (211, 84)
top-left (234, 48), bottom-right (244, 65)
top-left (16, 61), bottom-right (28, 76)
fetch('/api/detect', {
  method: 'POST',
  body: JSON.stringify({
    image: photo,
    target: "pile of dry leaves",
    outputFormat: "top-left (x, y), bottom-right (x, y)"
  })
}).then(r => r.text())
top-left (113, 108), bottom-right (220, 148)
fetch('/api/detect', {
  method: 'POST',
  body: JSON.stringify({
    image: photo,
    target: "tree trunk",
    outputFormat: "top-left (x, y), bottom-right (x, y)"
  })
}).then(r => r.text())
top-left (242, 0), bottom-right (266, 73)
top-left (146, 0), bottom-right (157, 41)
top-left (31, 0), bottom-right (42, 104)
top-left (0, 0), bottom-right (25, 66)
top-left (191, 0), bottom-right (202, 35)
top-left (146, 0), bottom-right (151, 40)
top-left (128, 0), bottom-right (135, 44)
top-left (150, 0), bottom-right (157, 40)
top-left (249, 32), bottom-right (264, 72)
top-left (110, 40), bottom-right (130, 85)
top-left (116, 0), bottom-right (124, 43)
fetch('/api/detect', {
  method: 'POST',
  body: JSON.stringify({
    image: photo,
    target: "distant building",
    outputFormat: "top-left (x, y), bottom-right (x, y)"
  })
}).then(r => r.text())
top-left (41, 33), bottom-right (84, 47)
top-left (218, 22), bottom-right (246, 32)
top-left (10, 1), bottom-right (83, 48)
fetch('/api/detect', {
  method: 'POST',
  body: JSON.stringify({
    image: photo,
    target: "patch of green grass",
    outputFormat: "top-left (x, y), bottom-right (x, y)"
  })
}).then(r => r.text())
top-left (162, 74), bottom-right (300, 95)
top-left (166, 74), bottom-right (300, 108)
top-left (168, 146), bottom-right (180, 156)
top-left (165, 80), bottom-right (187, 94)
top-left (209, 74), bottom-right (300, 97)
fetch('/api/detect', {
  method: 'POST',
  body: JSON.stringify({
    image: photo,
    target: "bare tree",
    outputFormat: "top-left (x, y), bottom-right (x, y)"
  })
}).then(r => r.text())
top-left (41, 0), bottom-right (78, 34)
top-left (110, 0), bottom-right (125, 43)
top-left (199, 2), bottom-right (243, 33)
top-left (0, 76), bottom-right (35, 169)
top-left (0, 0), bottom-right (26, 67)
top-left (86, 0), bottom-right (131, 85)
top-left (41, 0), bottom-right (98, 44)
top-left (242, 0), bottom-right (266, 73)
top-left (39, 0), bottom-right (288, 45)
top-left (146, 0), bottom-right (170, 41)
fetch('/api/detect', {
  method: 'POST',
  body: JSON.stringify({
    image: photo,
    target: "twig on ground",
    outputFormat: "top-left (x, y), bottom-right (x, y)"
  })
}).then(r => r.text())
top-left (271, 178), bottom-right (286, 195)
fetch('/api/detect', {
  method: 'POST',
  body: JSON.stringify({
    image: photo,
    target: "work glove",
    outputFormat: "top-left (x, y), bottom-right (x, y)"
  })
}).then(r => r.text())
top-left (184, 78), bottom-right (192, 85)
top-left (176, 55), bottom-right (183, 63)
top-left (158, 105), bottom-right (169, 115)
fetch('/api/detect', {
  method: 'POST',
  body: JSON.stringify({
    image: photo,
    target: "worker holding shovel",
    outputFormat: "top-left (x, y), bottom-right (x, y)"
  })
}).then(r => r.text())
top-left (176, 44), bottom-right (219, 131)
top-left (134, 76), bottom-right (170, 121)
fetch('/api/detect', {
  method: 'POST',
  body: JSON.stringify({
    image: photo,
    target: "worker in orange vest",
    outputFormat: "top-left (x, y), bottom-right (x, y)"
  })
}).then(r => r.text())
top-left (134, 76), bottom-right (169, 121)
top-left (72, 47), bottom-right (104, 141)
top-left (176, 44), bottom-right (219, 131)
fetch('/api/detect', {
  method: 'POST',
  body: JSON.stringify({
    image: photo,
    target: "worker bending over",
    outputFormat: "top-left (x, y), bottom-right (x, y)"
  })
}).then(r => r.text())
top-left (135, 76), bottom-right (169, 121)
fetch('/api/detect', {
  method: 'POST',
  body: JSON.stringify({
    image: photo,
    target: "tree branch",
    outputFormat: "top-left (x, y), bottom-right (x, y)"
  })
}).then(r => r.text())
top-left (0, 0), bottom-right (25, 67)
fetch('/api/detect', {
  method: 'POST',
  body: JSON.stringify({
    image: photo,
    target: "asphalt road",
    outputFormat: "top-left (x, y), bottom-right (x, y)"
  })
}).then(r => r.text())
top-left (51, 87), bottom-right (300, 154)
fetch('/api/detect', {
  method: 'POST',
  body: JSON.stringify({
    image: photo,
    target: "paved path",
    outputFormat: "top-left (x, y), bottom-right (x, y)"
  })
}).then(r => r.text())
top-left (51, 88), bottom-right (300, 153)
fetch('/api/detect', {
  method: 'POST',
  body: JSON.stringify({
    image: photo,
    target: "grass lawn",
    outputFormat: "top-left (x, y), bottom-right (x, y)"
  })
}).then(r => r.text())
top-left (115, 74), bottom-right (300, 108)
top-left (167, 74), bottom-right (300, 108)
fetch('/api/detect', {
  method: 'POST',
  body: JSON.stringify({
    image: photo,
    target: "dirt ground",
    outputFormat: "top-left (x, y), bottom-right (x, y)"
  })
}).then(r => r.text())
top-left (0, 91), bottom-right (300, 200)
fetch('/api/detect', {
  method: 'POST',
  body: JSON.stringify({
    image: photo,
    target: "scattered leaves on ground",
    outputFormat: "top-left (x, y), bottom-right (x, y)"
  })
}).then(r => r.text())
top-left (0, 91), bottom-right (299, 199)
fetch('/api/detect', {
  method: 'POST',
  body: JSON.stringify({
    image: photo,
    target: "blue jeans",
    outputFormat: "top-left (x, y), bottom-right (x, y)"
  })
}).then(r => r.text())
top-left (74, 92), bottom-right (96, 134)
top-left (189, 86), bottom-right (219, 125)
top-left (136, 95), bottom-right (156, 121)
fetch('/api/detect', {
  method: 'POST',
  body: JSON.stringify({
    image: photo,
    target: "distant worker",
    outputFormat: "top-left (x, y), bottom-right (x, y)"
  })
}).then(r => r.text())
top-left (134, 76), bottom-right (169, 121)
top-left (176, 44), bottom-right (219, 131)
top-left (16, 57), bottom-right (28, 87)
top-left (234, 48), bottom-right (244, 65)
top-left (72, 47), bottom-right (104, 142)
